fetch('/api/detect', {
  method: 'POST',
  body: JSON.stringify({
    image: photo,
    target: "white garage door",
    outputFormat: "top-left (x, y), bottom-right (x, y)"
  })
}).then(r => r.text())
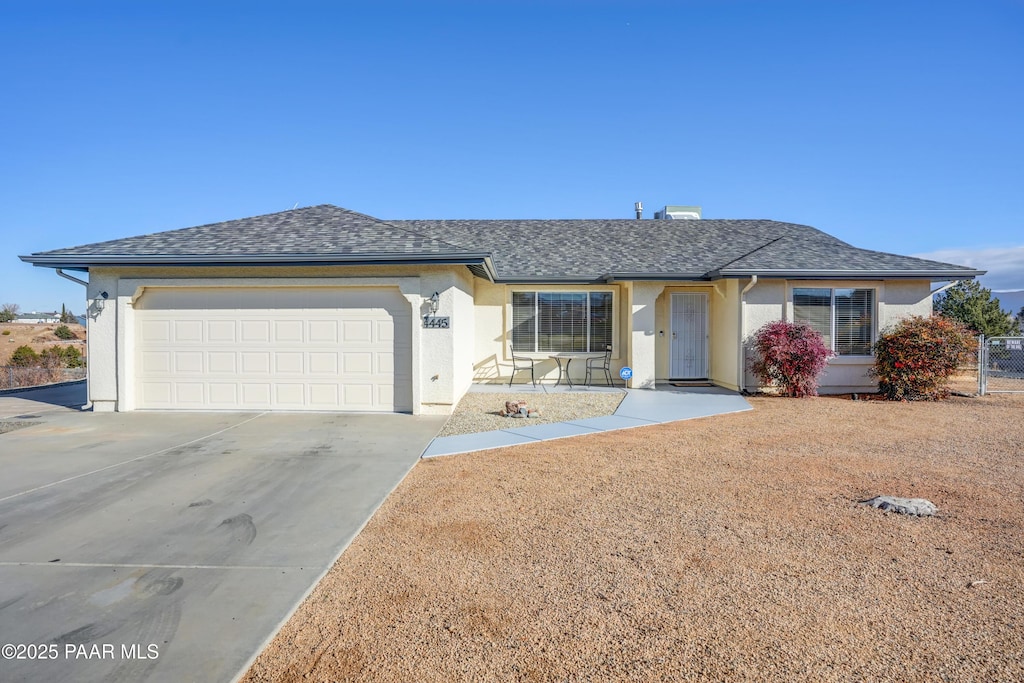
top-left (134, 287), bottom-right (412, 412)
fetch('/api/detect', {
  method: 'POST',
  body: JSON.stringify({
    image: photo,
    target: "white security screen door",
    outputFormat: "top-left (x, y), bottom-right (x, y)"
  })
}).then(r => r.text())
top-left (670, 292), bottom-right (709, 379)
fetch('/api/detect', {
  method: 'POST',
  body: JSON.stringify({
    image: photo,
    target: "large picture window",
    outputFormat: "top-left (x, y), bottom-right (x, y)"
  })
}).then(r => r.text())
top-left (511, 291), bottom-right (613, 353)
top-left (793, 287), bottom-right (874, 356)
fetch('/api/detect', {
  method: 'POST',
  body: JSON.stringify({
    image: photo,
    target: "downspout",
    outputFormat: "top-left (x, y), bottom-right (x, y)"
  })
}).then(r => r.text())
top-left (55, 269), bottom-right (91, 408)
top-left (56, 268), bottom-right (89, 287)
top-left (738, 275), bottom-right (758, 393)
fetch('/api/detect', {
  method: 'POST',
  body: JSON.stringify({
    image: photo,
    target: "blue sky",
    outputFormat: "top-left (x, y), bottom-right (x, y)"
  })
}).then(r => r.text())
top-left (3, 0), bottom-right (1022, 314)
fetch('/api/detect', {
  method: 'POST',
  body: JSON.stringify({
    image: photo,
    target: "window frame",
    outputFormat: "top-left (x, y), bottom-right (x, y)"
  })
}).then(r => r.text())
top-left (791, 285), bottom-right (877, 357)
top-left (509, 288), bottom-right (615, 355)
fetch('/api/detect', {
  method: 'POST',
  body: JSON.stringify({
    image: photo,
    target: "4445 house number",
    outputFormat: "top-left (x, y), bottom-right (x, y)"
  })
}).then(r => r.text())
top-left (422, 316), bottom-right (451, 329)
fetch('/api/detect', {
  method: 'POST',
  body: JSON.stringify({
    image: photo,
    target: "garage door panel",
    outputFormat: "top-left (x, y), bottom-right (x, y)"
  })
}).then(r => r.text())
top-left (141, 382), bottom-right (172, 405)
top-left (241, 352), bottom-right (271, 374)
top-left (207, 320), bottom-right (236, 343)
top-left (342, 320), bottom-right (372, 343)
top-left (141, 351), bottom-right (172, 373)
top-left (275, 352), bottom-right (303, 374)
top-left (208, 352), bottom-right (237, 373)
top-left (176, 383), bottom-right (205, 405)
top-left (342, 384), bottom-right (373, 408)
top-left (377, 319), bottom-right (394, 342)
top-left (209, 384), bottom-right (238, 405)
top-left (174, 320), bottom-right (203, 342)
top-left (308, 320), bottom-right (338, 343)
top-left (309, 384), bottom-right (340, 406)
top-left (175, 352), bottom-right (203, 373)
top-left (309, 352), bottom-right (338, 374)
top-left (275, 384), bottom-right (305, 406)
top-left (241, 321), bottom-right (271, 343)
top-left (275, 321), bottom-right (303, 342)
top-left (140, 320), bottom-right (171, 343)
top-left (241, 384), bottom-right (271, 405)
top-left (342, 352), bottom-right (373, 374)
top-left (135, 287), bottom-right (411, 412)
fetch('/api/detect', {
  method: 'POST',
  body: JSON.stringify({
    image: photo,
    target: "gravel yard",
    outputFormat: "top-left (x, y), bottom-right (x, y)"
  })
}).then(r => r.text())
top-left (436, 389), bottom-right (626, 437)
top-left (244, 393), bottom-right (1024, 682)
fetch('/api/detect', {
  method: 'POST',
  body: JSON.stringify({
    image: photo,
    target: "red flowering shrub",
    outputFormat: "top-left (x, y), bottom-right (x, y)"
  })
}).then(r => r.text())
top-left (749, 321), bottom-right (834, 397)
top-left (872, 314), bottom-right (975, 400)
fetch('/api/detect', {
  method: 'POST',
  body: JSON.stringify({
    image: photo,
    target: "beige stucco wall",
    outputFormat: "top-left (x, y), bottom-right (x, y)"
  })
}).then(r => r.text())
top-left (87, 264), bottom-right (474, 414)
top-left (85, 263), bottom-right (937, 410)
top-left (652, 284), bottom-right (740, 390)
top-left (742, 278), bottom-right (934, 394)
top-left (471, 281), bottom-right (627, 385)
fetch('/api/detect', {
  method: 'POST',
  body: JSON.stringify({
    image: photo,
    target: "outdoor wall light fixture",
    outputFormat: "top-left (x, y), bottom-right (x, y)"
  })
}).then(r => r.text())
top-left (428, 291), bottom-right (440, 314)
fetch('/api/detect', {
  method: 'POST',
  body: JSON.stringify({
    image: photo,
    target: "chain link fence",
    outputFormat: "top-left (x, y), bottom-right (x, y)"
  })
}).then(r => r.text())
top-left (979, 336), bottom-right (1024, 395)
top-left (1, 366), bottom-right (87, 390)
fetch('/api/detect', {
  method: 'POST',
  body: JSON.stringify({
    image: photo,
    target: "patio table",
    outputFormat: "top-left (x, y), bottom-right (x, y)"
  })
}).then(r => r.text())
top-left (548, 353), bottom-right (605, 388)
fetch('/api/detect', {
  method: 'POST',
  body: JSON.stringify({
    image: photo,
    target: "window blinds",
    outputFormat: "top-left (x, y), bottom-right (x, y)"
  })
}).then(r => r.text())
top-left (511, 291), bottom-right (613, 353)
top-left (793, 288), bottom-right (832, 349)
top-left (793, 287), bottom-right (874, 356)
top-left (834, 288), bottom-right (874, 355)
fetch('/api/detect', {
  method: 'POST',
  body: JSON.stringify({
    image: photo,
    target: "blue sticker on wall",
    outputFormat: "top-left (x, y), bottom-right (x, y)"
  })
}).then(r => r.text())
top-left (619, 367), bottom-right (633, 381)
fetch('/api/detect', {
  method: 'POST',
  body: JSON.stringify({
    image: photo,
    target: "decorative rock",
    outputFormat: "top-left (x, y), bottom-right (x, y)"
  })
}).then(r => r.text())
top-left (860, 496), bottom-right (937, 516)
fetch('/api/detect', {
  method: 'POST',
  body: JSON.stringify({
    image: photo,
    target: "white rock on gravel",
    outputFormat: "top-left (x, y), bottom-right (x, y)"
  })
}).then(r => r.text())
top-left (860, 496), bottom-right (938, 516)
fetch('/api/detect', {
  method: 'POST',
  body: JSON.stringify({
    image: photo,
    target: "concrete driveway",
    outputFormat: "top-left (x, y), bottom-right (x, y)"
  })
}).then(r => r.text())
top-left (0, 383), bottom-right (445, 683)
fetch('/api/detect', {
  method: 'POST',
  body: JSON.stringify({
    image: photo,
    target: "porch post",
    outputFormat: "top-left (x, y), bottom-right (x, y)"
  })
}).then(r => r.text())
top-left (629, 282), bottom-right (664, 389)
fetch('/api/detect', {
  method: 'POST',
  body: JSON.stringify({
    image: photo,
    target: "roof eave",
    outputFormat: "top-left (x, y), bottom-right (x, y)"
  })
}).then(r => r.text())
top-left (19, 252), bottom-right (495, 271)
top-left (600, 272), bottom-right (711, 283)
top-left (715, 268), bottom-right (987, 279)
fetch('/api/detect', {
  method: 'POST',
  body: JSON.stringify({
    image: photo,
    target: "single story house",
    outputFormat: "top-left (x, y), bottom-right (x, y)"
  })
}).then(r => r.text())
top-left (13, 312), bottom-right (61, 324)
top-left (21, 204), bottom-right (983, 414)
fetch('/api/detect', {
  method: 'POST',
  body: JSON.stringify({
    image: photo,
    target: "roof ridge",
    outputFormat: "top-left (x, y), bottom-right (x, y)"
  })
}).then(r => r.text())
top-left (712, 235), bottom-right (787, 273)
top-left (358, 214), bottom-right (483, 253)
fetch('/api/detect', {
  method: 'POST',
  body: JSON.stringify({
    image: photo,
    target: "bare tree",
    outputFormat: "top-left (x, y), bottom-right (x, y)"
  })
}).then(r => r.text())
top-left (0, 303), bottom-right (20, 323)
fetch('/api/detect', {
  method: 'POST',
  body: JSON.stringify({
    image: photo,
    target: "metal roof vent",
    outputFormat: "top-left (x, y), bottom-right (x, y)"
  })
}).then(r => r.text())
top-left (654, 205), bottom-right (702, 220)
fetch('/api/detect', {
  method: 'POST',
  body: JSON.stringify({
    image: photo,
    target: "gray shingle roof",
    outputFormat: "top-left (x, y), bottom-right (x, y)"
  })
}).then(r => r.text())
top-left (33, 205), bottom-right (479, 258)
top-left (390, 218), bottom-right (981, 280)
top-left (22, 204), bottom-right (983, 281)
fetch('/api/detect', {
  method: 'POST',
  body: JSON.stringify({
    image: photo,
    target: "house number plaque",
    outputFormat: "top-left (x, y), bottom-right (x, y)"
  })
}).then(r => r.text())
top-left (422, 316), bottom-right (451, 329)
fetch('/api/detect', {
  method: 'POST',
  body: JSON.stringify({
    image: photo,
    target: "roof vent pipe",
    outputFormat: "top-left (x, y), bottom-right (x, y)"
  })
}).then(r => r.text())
top-left (634, 201), bottom-right (643, 220)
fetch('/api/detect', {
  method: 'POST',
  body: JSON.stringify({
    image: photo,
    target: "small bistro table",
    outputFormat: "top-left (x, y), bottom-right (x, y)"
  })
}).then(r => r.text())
top-left (548, 353), bottom-right (606, 388)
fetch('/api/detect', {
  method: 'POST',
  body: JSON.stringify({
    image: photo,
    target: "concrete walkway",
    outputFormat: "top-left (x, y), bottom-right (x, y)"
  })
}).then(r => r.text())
top-left (421, 385), bottom-right (752, 458)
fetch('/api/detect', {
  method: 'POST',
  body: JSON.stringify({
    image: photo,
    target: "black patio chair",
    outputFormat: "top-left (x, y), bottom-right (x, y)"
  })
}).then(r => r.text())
top-left (585, 344), bottom-right (614, 387)
top-left (509, 343), bottom-right (537, 387)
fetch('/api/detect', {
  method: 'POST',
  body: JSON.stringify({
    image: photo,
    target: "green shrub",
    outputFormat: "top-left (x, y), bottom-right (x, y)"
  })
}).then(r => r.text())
top-left (9, 345), bottom-right (40, 367)
top-left (1, 330), bottom-right (9, 335)
top-left (749, 320), bottom-right (835, 397)
top-left (872, 315), bottom-right (975, 401)
top-left (40, 345), bottom-right (85, 368)
top-left (54, 324), bottom-right (76, 340)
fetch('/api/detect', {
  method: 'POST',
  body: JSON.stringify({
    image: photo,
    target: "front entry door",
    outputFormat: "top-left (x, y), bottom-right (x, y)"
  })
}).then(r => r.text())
top-left (670, 292), bottom-right (709, 379)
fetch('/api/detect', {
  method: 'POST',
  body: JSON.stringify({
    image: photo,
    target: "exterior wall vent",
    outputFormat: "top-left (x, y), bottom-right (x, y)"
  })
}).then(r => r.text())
top-left (654, 205), bottom-right (702, 220)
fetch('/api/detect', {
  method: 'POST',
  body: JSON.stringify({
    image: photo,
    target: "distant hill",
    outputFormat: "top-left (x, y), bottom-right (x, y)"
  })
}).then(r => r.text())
top-left (993, 290), bottom-right (1024, 316)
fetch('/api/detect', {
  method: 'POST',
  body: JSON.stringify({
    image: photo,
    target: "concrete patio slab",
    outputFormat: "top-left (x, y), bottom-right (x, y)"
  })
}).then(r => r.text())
top-left (615, 387), bottom-right (752, 422)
